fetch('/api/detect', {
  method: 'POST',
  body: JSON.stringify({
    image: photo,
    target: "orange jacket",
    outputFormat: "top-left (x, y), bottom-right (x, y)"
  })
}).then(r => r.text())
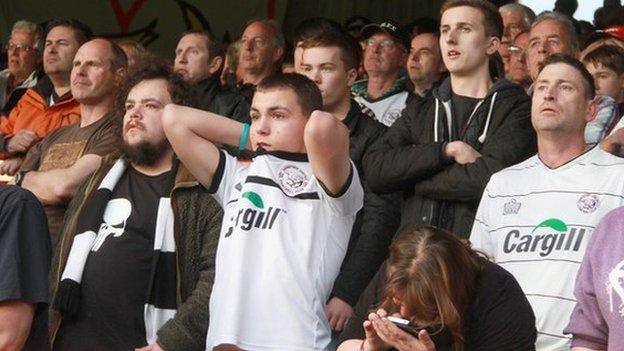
top-left (0, 77), bottom-right (80, 159)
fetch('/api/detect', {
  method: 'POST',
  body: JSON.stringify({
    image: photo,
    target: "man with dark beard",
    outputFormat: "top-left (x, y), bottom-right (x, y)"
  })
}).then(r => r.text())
top-left (50, 63), bottom-right (223, 351)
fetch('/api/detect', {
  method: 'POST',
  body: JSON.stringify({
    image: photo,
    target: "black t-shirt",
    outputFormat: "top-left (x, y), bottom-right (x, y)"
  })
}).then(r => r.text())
top-left (55, 166), bottom-right (174, 351)
top-left (339, 260), bottom-right (537, 351)
top-left (451, 92), bottom-right (480, 138)
top-left (0, 185), bottom-right (51, 351)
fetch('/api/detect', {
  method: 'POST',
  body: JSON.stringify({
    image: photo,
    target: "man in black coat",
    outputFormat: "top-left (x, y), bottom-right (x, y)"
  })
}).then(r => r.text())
top-left (174, 30), bottom-right (249, 122)
top-left (298, 31), bottom-right (400, 334)
top-left (364, 0), bottom-right (536, 239)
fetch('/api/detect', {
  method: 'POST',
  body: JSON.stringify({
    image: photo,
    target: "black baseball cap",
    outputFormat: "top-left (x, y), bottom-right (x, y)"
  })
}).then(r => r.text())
top-left (361, 21), bottom-right (410, 50)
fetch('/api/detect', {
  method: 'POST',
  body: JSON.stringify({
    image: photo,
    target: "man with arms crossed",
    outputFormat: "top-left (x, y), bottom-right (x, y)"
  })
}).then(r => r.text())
top-left (17, 38), bottom-right (124, 244)
top-left (470, 54), bottom-right (624, 350)
top-left (163, 73), bottom-right (363, 350)
top-left (364, 0), bottom-right (536, 239)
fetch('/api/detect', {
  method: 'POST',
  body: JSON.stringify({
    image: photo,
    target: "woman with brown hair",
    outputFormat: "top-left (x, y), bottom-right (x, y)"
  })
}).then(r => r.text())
top-left (337, 226), bottom-right (536, 351)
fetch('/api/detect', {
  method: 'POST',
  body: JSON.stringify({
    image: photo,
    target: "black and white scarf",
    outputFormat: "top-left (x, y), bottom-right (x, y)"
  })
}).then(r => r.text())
top-left (54, 158), bottom-right (177, 344)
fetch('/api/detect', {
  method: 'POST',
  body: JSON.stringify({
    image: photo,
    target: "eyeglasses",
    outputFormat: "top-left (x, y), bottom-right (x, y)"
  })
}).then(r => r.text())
top-left (6, 42), bottom-right (36, 53)
top-left (509, 45), bottom-right (525, 59)
top-left (366, 38), bottom-right (403, 51)
top-left (241, 37), bottom-right (270, 49)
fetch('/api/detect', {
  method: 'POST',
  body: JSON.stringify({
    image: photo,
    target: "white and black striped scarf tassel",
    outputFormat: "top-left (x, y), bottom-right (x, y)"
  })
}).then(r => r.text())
top-left (54, 159), bottom-right (177, 343)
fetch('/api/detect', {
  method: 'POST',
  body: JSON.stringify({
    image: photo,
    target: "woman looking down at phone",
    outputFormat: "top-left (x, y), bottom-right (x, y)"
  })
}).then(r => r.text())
top-left (337, 227), bottom-right (537, 351)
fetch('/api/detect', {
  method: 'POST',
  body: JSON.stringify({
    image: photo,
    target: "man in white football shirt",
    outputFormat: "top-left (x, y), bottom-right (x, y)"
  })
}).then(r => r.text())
top-left (470, 54), bottom-right (624, 350)
top-left (163, 73), bottom-right (363, 350)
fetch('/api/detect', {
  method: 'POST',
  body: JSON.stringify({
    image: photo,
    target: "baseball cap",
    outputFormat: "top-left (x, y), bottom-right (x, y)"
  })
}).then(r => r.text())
top-left (361, 21), bottom-right (410, 50)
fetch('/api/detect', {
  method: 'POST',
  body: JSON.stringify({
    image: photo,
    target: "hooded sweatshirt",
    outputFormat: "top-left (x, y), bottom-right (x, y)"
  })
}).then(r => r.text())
top-left (364, 77), bottom-right (536, 238)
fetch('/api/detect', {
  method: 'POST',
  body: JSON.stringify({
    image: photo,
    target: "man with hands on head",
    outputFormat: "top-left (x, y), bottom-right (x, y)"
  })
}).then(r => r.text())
top-left (163, 73), bottom-right (363, 350)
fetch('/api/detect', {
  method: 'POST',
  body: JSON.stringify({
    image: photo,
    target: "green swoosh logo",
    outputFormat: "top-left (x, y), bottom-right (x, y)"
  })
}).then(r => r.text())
top-left (242, 191), bottom-right (264, 209)
top-left (532, 218), bottom-right (567, 233)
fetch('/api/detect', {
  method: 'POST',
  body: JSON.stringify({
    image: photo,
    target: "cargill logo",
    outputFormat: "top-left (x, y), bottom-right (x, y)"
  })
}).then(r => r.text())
top-left (503, 218), bottom-right (587, 257)
top-left (225, 191), bottom-right (284, 237)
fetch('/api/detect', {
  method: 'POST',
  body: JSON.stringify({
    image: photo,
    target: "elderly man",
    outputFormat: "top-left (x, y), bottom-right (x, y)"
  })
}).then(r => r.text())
top-left (16, 38), bottom-right (125, 245)
top-left (0, 20), bottom-right (43, 115)
top-left (235, 20), bottom-right (284, 102)
top-left (526, 11), bottom-right (579, 83)
top-left (0, 19), bottom-right (92, 175)
top-left (508, 31), bottom-right (532, 90)
top-left (174, 30), bottom-right (249, 121)
top-left (498, 3), bottom-right (535, 74)
top-left (351, 21), bottom-right (412, 127)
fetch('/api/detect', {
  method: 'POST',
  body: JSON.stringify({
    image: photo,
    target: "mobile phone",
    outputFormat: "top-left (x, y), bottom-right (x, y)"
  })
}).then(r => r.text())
top-left (387, 316), bottom-right (454, 348)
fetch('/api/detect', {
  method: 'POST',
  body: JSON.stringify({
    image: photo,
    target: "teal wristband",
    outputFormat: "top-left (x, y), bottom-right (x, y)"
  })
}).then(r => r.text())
top-left (238, 123), bottom-right (250, 150)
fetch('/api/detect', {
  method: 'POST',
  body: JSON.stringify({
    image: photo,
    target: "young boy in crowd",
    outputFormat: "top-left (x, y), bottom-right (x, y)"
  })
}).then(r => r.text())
top-left (162, 73), bottom-right (363, 350)
top-left (583, 45), bottom-right (624, 108)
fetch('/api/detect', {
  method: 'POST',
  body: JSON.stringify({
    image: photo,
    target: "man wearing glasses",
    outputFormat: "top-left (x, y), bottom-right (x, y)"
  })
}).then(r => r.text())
top-left (0, 20), bottom-right (44, 116)
top-left (351, 21), bottom-right (413, 127)
top-left (508, 31), bottom-right (532, 91)
top-left (0, 20), bottom-right (92, 176)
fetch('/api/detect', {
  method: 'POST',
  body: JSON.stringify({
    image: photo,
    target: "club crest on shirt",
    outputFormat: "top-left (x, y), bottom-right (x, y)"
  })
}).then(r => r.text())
top-left (277, 165), bottom-right (308, 196)
top-left (577, 194), bottom-right (600, 213)
top-left (503, 198), bottom-right (521, 215)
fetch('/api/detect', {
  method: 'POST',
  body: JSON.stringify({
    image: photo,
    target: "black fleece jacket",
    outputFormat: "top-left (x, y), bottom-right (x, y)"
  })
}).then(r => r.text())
top-left (364, 77), bottom-right (537, 238)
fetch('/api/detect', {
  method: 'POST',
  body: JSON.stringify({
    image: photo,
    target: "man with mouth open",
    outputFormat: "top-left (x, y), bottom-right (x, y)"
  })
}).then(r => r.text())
top-left (470, 54), bottom-right (624, 350)
top-left (364, 0), bottom-right (536, 240)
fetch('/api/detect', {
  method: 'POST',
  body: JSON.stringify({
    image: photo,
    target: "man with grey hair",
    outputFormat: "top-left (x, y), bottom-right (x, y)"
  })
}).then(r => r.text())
top-left (0, 20), bottom-right (44, 115)
top-left (499, 3), bottom-right (536, 40)
top-left (236, 19), bottom-right (284, 102)
top-left (499, 4), bottom-right (535, 74)
top-left (526, 11), bottom-right (579, 82)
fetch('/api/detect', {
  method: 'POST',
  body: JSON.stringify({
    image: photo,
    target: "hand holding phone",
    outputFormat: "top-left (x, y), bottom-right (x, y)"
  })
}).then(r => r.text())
top-left (387, 316), bottom-right (454, 348)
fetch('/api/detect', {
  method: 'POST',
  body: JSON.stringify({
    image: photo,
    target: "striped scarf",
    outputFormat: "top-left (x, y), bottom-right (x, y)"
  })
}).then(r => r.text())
top-left (54, 158), bottom-right (177, 344)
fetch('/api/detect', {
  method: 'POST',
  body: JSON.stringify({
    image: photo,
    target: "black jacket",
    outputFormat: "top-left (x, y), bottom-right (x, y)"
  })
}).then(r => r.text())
top-left (331, 101), bottom-right (401, 307)
top-left (194, 76), bottom-right (250, 123)
top-left (364, 77), bottom-right (536, 238)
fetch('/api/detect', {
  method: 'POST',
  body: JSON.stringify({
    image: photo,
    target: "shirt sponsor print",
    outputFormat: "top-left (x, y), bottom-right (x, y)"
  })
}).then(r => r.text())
top-left (503, 218), bottom-right (589, 257)
top-left (224, 191), bottom-right (285, 237)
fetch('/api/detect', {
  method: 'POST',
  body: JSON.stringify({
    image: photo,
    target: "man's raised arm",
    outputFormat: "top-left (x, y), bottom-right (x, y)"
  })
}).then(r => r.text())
top-left (304, 110), bottom-right (351, 195)
top-left (162, 104), bottom-right (248, 189)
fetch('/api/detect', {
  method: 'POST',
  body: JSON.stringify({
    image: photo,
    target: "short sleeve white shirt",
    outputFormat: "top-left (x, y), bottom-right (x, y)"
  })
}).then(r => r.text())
top-left (206, 150), bottom-right (363, 350)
